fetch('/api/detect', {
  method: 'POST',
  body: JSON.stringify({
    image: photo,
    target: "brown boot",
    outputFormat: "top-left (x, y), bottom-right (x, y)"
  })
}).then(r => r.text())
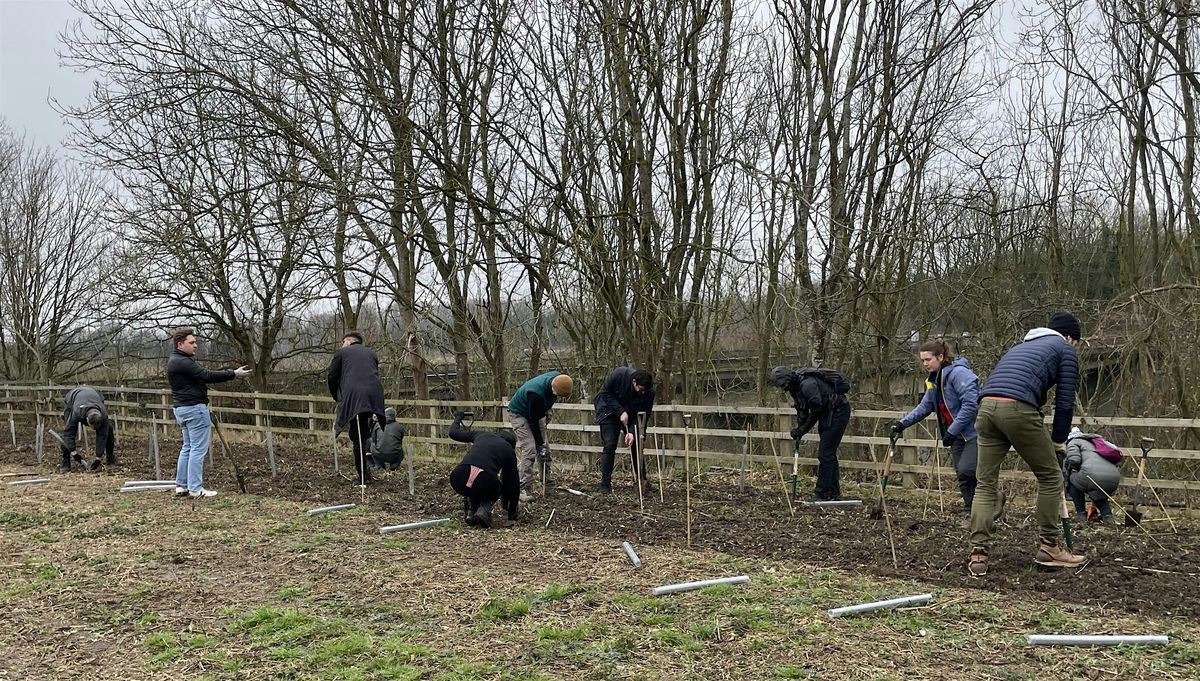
top-left (1033, 539), bottom-right (1086, 569)
top-left (968, 546), bottom-right (989, 577)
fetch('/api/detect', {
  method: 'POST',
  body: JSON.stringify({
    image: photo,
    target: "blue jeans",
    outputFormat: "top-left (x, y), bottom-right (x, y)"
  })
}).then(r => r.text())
top-left (173, 404), bottom-right (212, 492)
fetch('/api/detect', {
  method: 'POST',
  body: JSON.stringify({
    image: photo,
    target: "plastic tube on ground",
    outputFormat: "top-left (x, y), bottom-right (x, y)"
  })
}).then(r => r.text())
top-left (378, 518), bottom-right (450, 534)
top-left (306, 503), bottom-right (357, 517)
top-left (123, 480), bottom-right (174, 486)
top-left (7, 478), bottom-right (50, 487)
top-left (622, 541), bottom-right (642, 568)
top-left (652, 575), bottom-right (749, 596)
top-left (119, 484), bottom-right (177, 492)
top-left (1028, 635), bottom-right (1168, 646)
top-left (828, 593), bottom-right (933, 618)
top-left (801, 500), bottom-right (863, 508)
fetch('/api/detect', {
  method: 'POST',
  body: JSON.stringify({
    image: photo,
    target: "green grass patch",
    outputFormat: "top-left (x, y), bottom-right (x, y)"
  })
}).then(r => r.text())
top-left (477, 597), bottom-right (532, 622)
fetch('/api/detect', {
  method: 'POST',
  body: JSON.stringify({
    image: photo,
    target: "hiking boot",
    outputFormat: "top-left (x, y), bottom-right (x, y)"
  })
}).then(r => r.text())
top-left (519, 491), bottom-right (535, 503)
top-left (968, 547), bottom-right (989, 577)
top-left (188, 488), bottom-right (218, 498)
top-left (1033, 540), bottom-right (1086, 569)
top-left (472, 507), bottom-right (492, 529)
top-left (596, 483), bottom-right (612, 494)
top-left (1099, 514), bottom-right (1118, 526)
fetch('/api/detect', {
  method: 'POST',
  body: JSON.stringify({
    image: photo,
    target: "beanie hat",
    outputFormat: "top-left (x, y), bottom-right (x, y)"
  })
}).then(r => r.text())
top-left (551, 374), bottom-right (573, 397)
top-left (85, 408), bottom-right (103, 428)
top-left (384, 407), bottom-right (396, 422)
top-left (1047, 312), bottom-right (1081, 340)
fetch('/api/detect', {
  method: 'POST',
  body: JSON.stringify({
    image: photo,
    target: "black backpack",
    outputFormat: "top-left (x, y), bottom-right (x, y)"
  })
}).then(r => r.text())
top-left (796, 368), bottom-right (851, 400)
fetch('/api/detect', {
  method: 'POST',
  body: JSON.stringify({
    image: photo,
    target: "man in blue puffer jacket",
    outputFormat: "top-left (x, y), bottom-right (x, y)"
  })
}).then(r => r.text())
top-left (967, 312), bottom-right (1086, 577)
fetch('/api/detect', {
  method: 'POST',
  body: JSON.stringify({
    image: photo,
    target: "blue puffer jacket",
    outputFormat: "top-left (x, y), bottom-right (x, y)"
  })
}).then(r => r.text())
top-left (898, 356), bottom-right (980, 441)
top-left (981, 328), bottom-right (1079, 443)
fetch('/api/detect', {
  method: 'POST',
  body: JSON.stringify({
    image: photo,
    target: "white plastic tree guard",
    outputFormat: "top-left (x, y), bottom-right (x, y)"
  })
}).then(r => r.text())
top-left (622, 541), bottom-right (642, 568)
top-left (306, 503), bottom-right (356, 517)
top-left (1028, 635), bottom-right (1169, 646)
top-left (828, 593), bottom-right (933, 618)
top-left (801, 500), bottom-right (863, 508)
top-left (119, 484), bottom-right (177, 493)
top-left (378, 518), bottom-right (450, 534)
top-left (7, 478), bottom-right (50, 487)
top-left (123, 480), bottom-right (174, 487)
top-left (652, 575), bottom-right (750, 596)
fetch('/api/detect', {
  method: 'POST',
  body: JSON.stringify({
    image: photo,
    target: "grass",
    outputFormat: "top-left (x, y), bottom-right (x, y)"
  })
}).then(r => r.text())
top-left (1, 469), bottom-right (1196, 680)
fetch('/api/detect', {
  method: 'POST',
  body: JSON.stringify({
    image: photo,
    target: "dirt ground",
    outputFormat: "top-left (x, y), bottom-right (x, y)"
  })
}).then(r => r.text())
top-left (5, 432), bottom-right (1196, 620)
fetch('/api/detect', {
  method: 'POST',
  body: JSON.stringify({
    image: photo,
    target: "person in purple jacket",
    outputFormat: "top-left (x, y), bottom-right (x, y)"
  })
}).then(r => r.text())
top-left (891, 340), bottom-right (980, 513)
top-left (967, 312), bottom-right (1086, 577)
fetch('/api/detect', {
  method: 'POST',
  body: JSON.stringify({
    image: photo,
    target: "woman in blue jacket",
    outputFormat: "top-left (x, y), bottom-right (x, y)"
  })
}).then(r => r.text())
top-left (891, 340), bottom-right (980, 512)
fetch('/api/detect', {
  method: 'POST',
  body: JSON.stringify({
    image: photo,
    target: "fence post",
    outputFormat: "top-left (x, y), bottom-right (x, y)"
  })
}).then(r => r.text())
top-left (6, 389), bottom-right (15, 445)
top-left (159, 392), bottom-right (170, 444)
top-left (428, 403), bottom-right (439, 462)
top-left (254, 392), bottom-right (265, 444)
top-left (308, 399), bottom-right (317, 432)
top-left (265, 408), bottom-right (277, 478)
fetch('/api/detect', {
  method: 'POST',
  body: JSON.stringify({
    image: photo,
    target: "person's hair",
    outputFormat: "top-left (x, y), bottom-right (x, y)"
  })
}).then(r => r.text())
top-left (343, 330), bottom-right (364, 344)
top-left (631, 369), bottom-right (653, 388)
top-left (172, 327), bottom-right (195, 347)
top-left (85, 409), bottom-right (103, 428)
top-left (918, 339), bottom-right (956, 365)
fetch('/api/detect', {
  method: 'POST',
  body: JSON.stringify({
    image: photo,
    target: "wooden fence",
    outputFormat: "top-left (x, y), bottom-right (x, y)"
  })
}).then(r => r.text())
top-left (2, 384), bottom-right (1197, 506)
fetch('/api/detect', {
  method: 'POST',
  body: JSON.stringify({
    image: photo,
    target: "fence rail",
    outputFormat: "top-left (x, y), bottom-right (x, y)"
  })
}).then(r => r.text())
top-left (2, 384), bottom-right (1198, 502)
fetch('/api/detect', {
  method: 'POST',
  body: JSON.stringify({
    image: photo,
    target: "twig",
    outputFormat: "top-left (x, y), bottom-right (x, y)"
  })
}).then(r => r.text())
top-left (768, 437), bottom-right (796, 517)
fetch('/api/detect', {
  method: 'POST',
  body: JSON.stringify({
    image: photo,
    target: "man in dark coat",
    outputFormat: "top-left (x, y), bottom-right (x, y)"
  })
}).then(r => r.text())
top-left (593, 367), bottom-right (656, 493)
top-left (768, 366), bottom-right (852, 501)
top-left (327, 331), bottom-right (386, 486)
top-left (967, 312), bottom-right (1086, 577)
top-left (448, 410), bottom-right (520, 528)
top-left (59, 386), bottom-right (116, 471)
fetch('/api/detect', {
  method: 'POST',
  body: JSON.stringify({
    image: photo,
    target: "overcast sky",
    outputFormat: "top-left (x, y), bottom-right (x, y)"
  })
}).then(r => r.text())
top-left (0, 0), bottom-right (91, 148)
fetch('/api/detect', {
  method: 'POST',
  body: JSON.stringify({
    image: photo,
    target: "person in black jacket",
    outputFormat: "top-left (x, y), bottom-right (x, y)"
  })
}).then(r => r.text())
top-left (967, 312), bottom-right (1086, 577)
top-left (59, 386), bottom-right (116, 471)
top-left (593, 368), bottom-right (656, 493)
top-left (769, 366), bottom-right (852, 501)
top-left (448, 410), bottom-right (520, 528)
top-left (327, 331), bottom-right (386, 486)
top-left (167, 328), bottom-right (249, 498)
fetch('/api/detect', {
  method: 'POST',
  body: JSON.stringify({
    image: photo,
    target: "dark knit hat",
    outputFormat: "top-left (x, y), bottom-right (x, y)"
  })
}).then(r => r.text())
top-left (1047, 312), bottom-right (1081, 340)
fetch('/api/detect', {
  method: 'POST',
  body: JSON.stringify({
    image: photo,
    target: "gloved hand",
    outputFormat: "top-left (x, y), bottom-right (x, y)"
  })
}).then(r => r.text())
top-left (941, 433), bottom-right (955, 448)
top-left (890, 421), bottom-right (905, 434)
top-left (453, 409), bottom-right (466, 420)
top-left (1054, 442), bottom-right (1067, 454)
top-left (537, 443), bottom-right (550, 459)
top-left (789, 426), bottom-right (804, 440)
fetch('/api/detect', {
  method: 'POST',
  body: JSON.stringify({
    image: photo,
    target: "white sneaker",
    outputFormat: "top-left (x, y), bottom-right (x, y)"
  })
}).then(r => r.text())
top-left (174, 486), bottom-right (188, 497)
top-left (188, 488), bottom-right (218, 498)
top-left (519, 491), bottom-right (535, 503)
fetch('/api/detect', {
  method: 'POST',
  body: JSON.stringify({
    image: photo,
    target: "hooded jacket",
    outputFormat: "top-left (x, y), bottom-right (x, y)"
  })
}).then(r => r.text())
top-left (1065, 430), bottom-right (1121, 495)
top-left (60, 387), bottom-right (113, 456)
top-left (898, 357), bottom-right (980, 441)
top-left (593, 367), bottom-right (656, 432)
top-left (371, 409), bottom-right (407, 464)
top-left (981, 328), bottom-right (1079, 443)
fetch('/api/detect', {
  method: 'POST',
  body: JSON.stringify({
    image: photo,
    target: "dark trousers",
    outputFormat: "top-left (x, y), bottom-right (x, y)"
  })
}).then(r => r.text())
top-left (949, 436), bottom-right (979, 510)
top-left (60, 426), bottom-right (116, 468)
top-left (1068, 482), bottom-right (1113, 518)
top-left (346, 413), bottom-right (374, 483)
top-left (813, 401), bottom-right (851, 499)
top-left (599, 419), bottom-right (647, 487)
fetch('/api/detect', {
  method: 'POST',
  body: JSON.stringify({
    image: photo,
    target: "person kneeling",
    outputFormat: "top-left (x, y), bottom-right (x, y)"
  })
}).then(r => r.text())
top-left (370, 407), bottom-right (407, 470)
top-left (448, 410), bottom-right (520, 529)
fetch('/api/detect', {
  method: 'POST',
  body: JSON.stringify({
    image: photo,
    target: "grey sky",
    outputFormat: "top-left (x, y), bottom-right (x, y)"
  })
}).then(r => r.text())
top-left (0, 0), bottom-right (90, 148)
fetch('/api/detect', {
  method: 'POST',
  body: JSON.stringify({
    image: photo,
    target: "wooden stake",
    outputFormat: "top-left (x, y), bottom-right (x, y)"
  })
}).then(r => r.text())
top-left (634, 412), bottom-right (646, 514)
top-left (684, 414), bottom-right (692, 547)
top-left (769, 437), bottom-right (795, 517)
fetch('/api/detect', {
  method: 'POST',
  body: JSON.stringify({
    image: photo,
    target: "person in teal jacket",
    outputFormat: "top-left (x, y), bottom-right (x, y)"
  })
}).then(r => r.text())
top-left (507, 371), bottom-right (573, 501)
